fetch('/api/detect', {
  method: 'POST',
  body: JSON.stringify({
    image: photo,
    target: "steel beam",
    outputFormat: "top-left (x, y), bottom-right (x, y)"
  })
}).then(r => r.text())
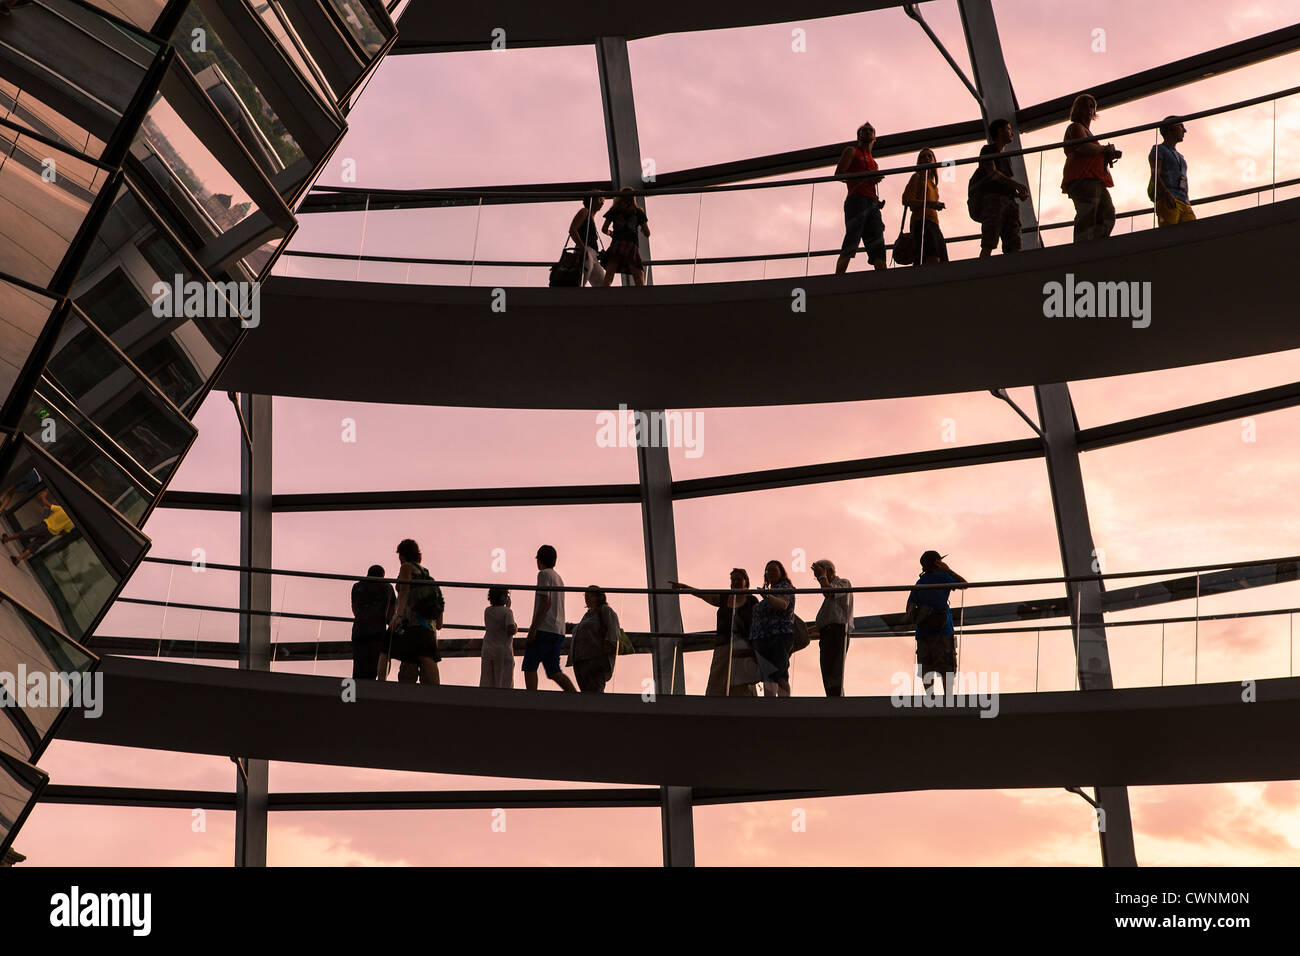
top-left (958, 0), bottom-right (1137, 867)
top-left (234, 392), bottom-right (272, 866)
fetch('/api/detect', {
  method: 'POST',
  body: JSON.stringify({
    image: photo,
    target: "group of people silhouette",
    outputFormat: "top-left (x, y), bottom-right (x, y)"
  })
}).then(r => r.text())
top-left (556, 93), bottom-right (1193, 285)
top-left (350, 543), bottom-right (969, 698)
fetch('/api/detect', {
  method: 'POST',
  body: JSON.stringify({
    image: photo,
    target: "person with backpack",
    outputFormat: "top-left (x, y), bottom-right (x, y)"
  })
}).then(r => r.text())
top-left (750, 559), bottom-right (797, 697)
top-left (390, 538), bottom-right (444, 685)
top-left (567, 586), bottom-right (621, 693)
top-left (568, 193), bottom-right (607, 285)
top-left (905, 550), bottom-right (967, 697)
top-left (523, 544), bottom-right (578, 692)
top-left (1149, 117), bottom-right (1194, 228)
top-left (351, 564), bottom-right (395, 680)
top-left (968, 118), bottom-right (1030, 257)
top-left (600, 188), bottom-right (650, 287)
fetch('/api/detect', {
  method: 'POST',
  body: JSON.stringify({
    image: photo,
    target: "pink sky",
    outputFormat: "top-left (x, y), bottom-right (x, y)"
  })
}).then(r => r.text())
top-left (16, 0), bottom-right (1300, 865)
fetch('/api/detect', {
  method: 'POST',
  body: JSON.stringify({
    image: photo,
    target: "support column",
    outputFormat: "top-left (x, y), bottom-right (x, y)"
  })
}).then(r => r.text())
top-left (958, 0), bottom-right (1137, 867)
top-left (235, 392), bottom-right (271, 867)
top-left (595, 37), bottom-right (652, 282)
top-left (596, 36), bottom-right (691, 865)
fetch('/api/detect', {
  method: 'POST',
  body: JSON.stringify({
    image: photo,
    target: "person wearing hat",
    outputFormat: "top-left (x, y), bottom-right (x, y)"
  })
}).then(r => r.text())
top-left (905, 550), bottom-right (967, 695)
top-left (523, 544), bottom-right (578, 692)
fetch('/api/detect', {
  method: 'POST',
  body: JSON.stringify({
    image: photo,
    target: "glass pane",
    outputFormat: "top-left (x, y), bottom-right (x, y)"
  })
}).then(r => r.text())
top-left (20, 387), bottom-right (153, 524)
top-left (0, 77), bottom-right (107, 162)
top-left (73, 185), bottom-right (240, 413)
top-left (0, 279), bottom-right (57, 412)
top-left (0, 597), bottom-right (94, 759)
top-left (78, 0), bottom-right (167, 33)
top-left (249, 0), bottom-right (337, 109)
top-left (0, 753), bottom-right (45, 854)
top-left (45, 310), bottom-right (196, 486)
top-left (173, 3), bottom-right (309, 177)
top-left (0, 133), bottom-right (97, 287)
top-left (0, 436), bottom-right (149, 642)
top-left (323, 0), bottom-right (391, 57)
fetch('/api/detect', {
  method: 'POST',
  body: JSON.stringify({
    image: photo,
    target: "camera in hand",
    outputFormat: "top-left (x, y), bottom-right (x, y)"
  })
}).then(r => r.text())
top-left (1105, 144), bottom-right (1122, 167)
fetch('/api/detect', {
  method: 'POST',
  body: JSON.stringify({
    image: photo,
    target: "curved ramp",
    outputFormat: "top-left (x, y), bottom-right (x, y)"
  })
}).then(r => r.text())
top-left (222, 198), bottom-right (1300, 410)
top-left (59, 657), bottom-right (1300, 792)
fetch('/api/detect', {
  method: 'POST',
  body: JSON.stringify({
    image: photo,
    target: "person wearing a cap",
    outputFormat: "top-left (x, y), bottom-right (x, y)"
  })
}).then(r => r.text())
top-left (905, 550), bottom-right (967, 695)
top-left (522, 544), bottom-right (578, 692)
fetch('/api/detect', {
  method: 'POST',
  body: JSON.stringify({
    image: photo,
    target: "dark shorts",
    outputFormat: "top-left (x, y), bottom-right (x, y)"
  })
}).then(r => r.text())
top-left (390, 623), bottom-right (440, 663)
top-left (751, 632), bottom-right (793, 684)
top-left (916, 632), bottom-right (957, 676)
top-left (840, 195), bottom-right (886, 262)
top-left (522, 630), bottom-right (564, 677)
top-left (978, 192), bottom-right (1021, 252)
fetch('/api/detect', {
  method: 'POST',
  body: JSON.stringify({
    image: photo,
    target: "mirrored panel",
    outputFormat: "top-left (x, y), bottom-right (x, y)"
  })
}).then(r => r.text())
top-left (322, 0), bottom-right (393, 59)
top-left (0, 595), bottom-right (95, 762)
top-left (0, 750), bottom-right (47, 858)
top-left (0, 278), bottom-right (57, 413)
top-left (0, 133), bottom-right (99, 288)
top-left (80, 0), bottom-right (169, 34)
top-left (73, 182), bottom-right (242, 414)
top-left (0, 434), bottom-right (150, 643)
top-left (45, 307), bottom-right (197, 488)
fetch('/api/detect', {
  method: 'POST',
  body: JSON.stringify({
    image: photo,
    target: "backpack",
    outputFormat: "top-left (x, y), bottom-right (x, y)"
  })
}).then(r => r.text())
top-left (410, 565), bottom-right (444, 621)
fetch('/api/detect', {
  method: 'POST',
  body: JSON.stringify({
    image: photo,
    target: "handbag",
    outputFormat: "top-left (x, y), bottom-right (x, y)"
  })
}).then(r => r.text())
top-left (790, 615), bottom-right (811, 654)
top-left (892, 205), bottom-right (918, 266)
top-left (548, 242), bottom-right (584, 287)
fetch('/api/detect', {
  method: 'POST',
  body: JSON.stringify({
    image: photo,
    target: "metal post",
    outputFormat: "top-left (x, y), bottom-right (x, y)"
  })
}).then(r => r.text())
top-left (235, 392), bottom-right (272, 866)
top-left (959, 0), bottom-right (1138, 868)
top-left (595, 37), bottom-right (652, 283)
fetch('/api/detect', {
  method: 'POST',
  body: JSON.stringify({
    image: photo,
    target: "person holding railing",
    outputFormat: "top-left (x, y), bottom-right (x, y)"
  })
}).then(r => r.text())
top-left (523, 544), bottom-right (579, 692)
top-left (389, 538), bottom-right (444, 685)
top-left (834, 122), bottom-right (888, 275)
top-left (809, 559), bottom-right (854, 696)
top-left (600, 188), bottom-right (651, 287)
top-left (671, 569), bottom-right (760, 697)
top-left (902, 148), bottom-right (948, 265)
top-left (1149, 117), bottom-right (1195, 228)
top-left (569, 193), bottom-right (607, 286)
top-left (351, 564), bottom-right (395, 680)
top-left (1062, 94), bottom-right (1120, 242)
top-left (904, 550), bottom-right (966, 697)
top-left (750, 560), bottom-right (797, 697)
top-left (481, 586), bottom-right (517, 688)
top-left (567, 586), bottom-right (621, 693)
top-left (969, 118), bottom-right (1030, 257)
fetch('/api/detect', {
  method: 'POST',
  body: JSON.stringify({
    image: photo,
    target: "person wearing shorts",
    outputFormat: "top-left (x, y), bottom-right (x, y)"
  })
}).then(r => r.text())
top-left (906, 550), bottom-right (967, 696)
top-left (523, 544), bottom-right (577, 692)
top-left (1149, 117), bottom-right (1195, 228)
top-left (835, 122), bottom-right (887, 274)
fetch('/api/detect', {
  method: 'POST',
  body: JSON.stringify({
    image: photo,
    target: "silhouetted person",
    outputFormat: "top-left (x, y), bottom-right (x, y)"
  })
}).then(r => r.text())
top-left (523, 544), bottom-right (578, 692)
top-left (481, 586), bottom-right (517, 688)
top-left (672, 569), bottom-right (759, 697)
top-left (568, 586), bottom-right (620, 693)
top-left (1149, 117), bottom-right (1194, 227)
top-left (970, 118), bottom-right (1030, 257)
top-left (835, 122), bottom-right (887, 274)
top-left (600, 188), bottom-right (650, 287)
top-left (902, 148), bottom-right (948, 265)
top-left (351, 564), bottom-right (394, 680)
top-left (1062, 93), bottom-right (1119, 242)
top-left (569, 193), bottom-right (606, 285)
top-left (2, 492), bottom-right (72, 565)
top-left (905, 550), bottom-right (967, 696)
top-left (810, 559), bottom-right (854, 696)
top-left (750, 559), bottom-right (796, 697)
top-left (391, 538), bottom-right (443, 685)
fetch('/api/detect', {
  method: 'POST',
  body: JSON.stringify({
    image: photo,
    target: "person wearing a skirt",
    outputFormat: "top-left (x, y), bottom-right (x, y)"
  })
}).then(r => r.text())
top-left (600, 187), bottom-right (651, 286)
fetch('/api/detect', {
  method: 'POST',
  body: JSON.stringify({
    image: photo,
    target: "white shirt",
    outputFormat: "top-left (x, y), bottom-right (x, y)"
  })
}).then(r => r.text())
top-left (536, 568), bottom-right (565, 634)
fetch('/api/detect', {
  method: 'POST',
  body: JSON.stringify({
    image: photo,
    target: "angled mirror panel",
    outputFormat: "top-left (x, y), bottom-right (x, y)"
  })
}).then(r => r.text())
top-left (0, 132), bottom-right (101, 288)
top-left (321, 0), bottom-right (394, 59)
top-left (0, 278), bottom-right (58, 412)
top-left (44, 307), bottom-right (197, 489)
top-left (0, 434), bottom-right (150, 643)
top-left (0, 77), bottom-right (109, 163)
top-left (79, 0), bottom-right (170, 34)
top-left (0, 595), bottom-right (96, 762)
top-left (0, 749), bottom-right (46, 859)
top-left (20, 386), bottom-right (155, 525)
top-left (72, 181), bottom-right (241, 414)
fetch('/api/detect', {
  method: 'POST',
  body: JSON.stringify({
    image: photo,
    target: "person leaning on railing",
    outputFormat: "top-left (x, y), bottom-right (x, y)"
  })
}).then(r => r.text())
top-left (1062, 93), bottom-right (1121, 242)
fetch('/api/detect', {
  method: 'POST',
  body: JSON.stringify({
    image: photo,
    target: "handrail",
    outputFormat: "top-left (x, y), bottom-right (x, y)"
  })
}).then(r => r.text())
top-left (302, 83), bottom-right (1300, 204)
top-left (279, 174), bottom-right (1300, 271)
top-left (138, 552), bottom-right (1300, 595)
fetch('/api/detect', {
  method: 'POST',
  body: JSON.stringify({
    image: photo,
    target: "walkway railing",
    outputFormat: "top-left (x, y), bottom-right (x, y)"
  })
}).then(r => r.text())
top-left (100, 553), bottom-right (1300, 697)
top-left (276, 84), bottom-right (1300, 286)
